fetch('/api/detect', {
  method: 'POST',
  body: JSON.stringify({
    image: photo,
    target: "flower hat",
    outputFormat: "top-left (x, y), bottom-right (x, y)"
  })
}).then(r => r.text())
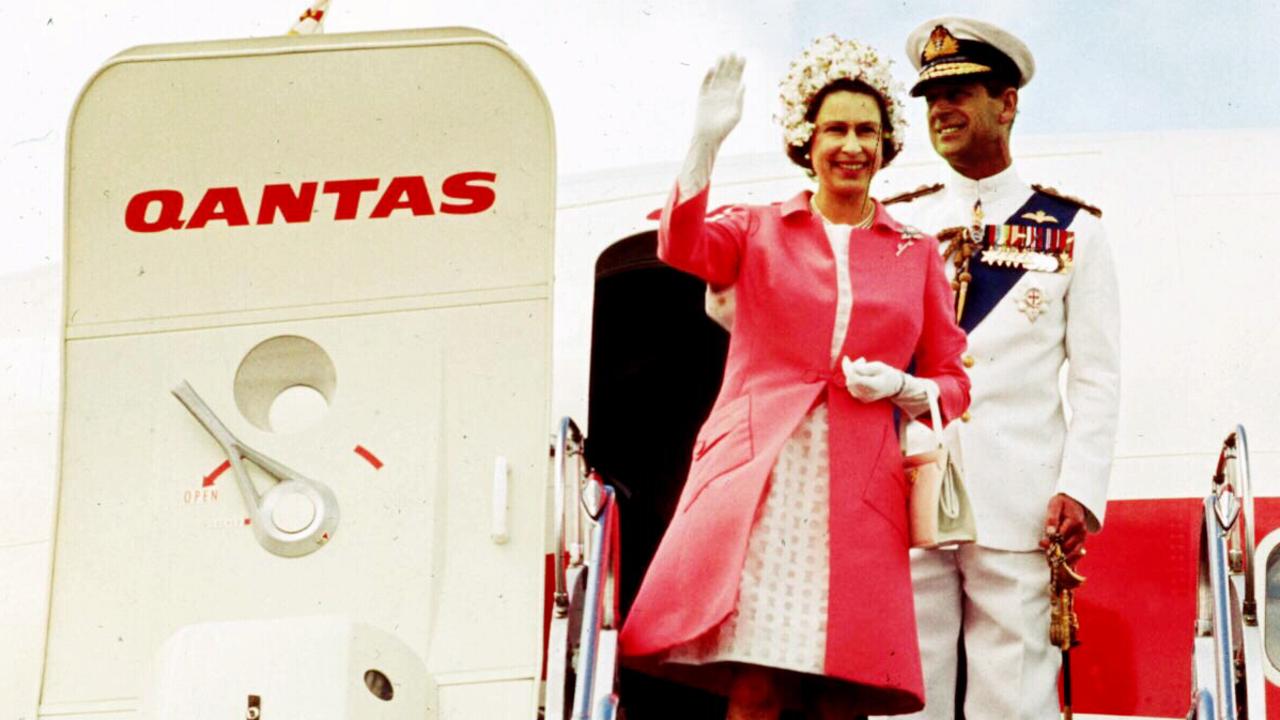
top-left (777, 35), bottom-right (907, 156)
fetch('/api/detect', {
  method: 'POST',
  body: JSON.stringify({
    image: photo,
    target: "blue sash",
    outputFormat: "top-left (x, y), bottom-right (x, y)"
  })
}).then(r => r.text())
top-left (959, 191), bottom-right (1083, 334)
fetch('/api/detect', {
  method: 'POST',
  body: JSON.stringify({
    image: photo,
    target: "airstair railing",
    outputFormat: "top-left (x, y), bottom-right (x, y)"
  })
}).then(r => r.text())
top-left (1193, 424), bottom-right (1268, 719)
top-left (554, 417), bottom-right (588, 617)
top-left (571, 475), bottom-right (622, 720)
top-left (595, 694), bottom-right (621, 720)
top-left (1215, 426), bottom-right (1258, 625)
top-left (1194, 688), bottom-right (1217, 719)
top-left (1197, 491), bottom-right (1240, 719)
top-left (548, 418), bottom-right (624, 720)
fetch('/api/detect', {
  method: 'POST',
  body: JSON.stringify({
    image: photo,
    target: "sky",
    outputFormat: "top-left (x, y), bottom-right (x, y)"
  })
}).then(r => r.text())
top-left (3, 1), bottom-right (1280, 275)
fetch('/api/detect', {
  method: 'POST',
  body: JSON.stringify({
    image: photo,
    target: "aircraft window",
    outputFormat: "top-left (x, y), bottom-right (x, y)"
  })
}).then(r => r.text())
top-left (1267, 543), bottom-right (1280, 669)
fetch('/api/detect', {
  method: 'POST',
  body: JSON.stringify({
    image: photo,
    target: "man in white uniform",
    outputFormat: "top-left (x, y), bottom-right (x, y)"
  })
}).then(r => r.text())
top-left (881, 17), bottom-right (1121, 720)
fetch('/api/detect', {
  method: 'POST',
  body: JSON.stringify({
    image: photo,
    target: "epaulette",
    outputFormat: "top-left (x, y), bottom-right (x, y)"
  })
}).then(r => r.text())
top-left (883, 183), bottom-right (944, 205)
top-left (1032, 184), bottom-right (1103, 219)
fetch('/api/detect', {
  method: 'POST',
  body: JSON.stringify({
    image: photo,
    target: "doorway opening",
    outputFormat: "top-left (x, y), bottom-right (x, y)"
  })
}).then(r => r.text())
top-left (586, 231), bottom-right (729, 718)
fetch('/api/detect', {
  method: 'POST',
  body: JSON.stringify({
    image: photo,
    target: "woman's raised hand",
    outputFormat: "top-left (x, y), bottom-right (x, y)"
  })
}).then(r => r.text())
top-left (693, 54), bottom-right (746, 146)
top-left (677, 54), bottom-right (745, 199)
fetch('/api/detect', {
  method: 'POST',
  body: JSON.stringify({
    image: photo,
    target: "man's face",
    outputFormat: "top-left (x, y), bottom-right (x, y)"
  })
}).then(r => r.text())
top-left (923, 80), bottom-right (1014, 169)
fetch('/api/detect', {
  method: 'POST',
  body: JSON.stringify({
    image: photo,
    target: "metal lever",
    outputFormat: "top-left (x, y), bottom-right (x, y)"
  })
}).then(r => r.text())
top-left (172, 380), bottom-right (339, 558)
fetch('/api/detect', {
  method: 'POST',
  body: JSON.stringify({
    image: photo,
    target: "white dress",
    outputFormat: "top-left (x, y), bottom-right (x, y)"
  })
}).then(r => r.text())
top-left (667, 212), bottom-right (857, 675)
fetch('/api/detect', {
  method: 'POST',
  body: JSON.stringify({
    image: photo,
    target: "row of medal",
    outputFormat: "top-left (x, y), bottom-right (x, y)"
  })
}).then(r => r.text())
top-left (977, 224), bottom-right (1075, 274)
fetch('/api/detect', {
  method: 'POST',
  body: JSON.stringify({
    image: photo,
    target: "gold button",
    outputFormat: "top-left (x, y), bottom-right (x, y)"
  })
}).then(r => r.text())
top-left (961, 411), bottom-right (972, 422)
top-left (962, 355), bottom-right (975, 368)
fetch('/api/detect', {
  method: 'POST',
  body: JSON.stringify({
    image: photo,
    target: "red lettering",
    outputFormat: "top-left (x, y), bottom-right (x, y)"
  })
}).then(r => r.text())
top-left (125, 190), bottom-right (185, 232)
top-left (257, 182), bottom-right (318, 225)
top-left (370, 176), bottom-right (435, 218)
top-left (440, 172), bottom-right (497, 214)
top-left (125, 172), bottom-right (498, 232)
top-left (323, 178), bottom-right (380, 220)
top-left (185, 187), bottom-right (250, 229)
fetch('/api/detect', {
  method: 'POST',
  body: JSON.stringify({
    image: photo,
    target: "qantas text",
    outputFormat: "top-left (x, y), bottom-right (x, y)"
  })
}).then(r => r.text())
top-left (124, 172), bottom-right (497, 233)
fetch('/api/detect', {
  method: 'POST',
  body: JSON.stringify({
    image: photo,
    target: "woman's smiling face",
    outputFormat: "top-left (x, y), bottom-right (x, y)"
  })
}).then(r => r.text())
top-left (809, 90), bottom-right (884, 201)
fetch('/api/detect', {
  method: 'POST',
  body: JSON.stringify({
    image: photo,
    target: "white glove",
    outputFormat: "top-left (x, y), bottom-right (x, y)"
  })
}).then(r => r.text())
top-left (842, 357), bottom-right (904, 402)
top-left (891, 373), bottom-right (940, 419)
top-left (677, 54), bottom-right (745, 200)
top-left (840, 357), bottom-right (939, 417)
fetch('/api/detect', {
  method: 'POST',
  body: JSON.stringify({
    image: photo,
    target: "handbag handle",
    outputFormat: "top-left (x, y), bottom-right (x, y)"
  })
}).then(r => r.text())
top-left (939, 457), bottom-right (962, 519)
top-left (899, 382), bottom-right (945, 454)
top-left (901, 387), bottom-right (963, 521)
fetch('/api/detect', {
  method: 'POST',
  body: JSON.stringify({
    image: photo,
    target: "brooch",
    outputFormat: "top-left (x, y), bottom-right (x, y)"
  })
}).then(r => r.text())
top-left (897, 226), bottom-right (923, 256)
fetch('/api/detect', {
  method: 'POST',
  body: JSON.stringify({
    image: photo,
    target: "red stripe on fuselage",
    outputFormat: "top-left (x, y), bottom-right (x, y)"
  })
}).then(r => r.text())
top-left (1071, 497), bottom-right (1280, 717)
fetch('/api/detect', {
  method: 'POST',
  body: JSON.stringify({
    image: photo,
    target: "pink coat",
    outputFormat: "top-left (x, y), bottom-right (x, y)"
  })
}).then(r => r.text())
top-left (618, 185), bottom-right (970, 713)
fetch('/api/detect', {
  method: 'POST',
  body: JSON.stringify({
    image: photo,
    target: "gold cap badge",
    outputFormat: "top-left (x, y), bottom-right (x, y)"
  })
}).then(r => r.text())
top-left (923, 25), bottom-right (962, 63)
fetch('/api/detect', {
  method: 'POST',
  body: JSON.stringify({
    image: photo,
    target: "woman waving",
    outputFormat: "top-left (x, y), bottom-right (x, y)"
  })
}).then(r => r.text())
top-left (619, 37), bottom-right (970, 719)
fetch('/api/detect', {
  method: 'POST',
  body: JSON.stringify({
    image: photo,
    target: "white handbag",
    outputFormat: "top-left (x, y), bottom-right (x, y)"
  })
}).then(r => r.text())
top-left (901, 390), bottom-right (976, 549)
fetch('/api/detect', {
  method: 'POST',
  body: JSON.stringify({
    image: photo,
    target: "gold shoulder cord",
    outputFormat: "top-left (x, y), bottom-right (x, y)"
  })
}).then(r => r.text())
top-left (1047, 535), bottom-right (1086, 719)
top-left (938, 225), bottom-right (979, 323)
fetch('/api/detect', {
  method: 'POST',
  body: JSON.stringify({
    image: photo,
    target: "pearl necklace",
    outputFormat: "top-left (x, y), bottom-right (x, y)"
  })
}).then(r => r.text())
top-left (812, 195), bottom-right (875, 228)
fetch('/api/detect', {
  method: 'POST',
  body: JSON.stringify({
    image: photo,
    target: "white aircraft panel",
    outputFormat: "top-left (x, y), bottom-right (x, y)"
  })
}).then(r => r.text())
top-left (46, 27), bottom-right (554, 713)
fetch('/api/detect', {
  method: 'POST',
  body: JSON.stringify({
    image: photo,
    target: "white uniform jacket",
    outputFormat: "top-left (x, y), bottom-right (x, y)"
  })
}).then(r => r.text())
top-left (891, 164), bottom-right (1120, 551)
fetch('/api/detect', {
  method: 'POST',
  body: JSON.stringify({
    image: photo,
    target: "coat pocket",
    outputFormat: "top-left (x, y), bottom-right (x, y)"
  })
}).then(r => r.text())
top-left (860, 423), bottom-right (910, 544)
top-left (679, 395), bottom-right (754, 513)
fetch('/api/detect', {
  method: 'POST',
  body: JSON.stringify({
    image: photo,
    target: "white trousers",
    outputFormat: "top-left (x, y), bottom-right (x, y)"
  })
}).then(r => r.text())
top-left (878, 545), bottom-right (1060, 720)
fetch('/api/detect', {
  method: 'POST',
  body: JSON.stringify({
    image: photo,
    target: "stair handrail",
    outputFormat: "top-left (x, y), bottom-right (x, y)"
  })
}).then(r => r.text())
top-left (554, 416), bottom-right (588, 617)
top-left (572, 480), bottom-right (621, 720)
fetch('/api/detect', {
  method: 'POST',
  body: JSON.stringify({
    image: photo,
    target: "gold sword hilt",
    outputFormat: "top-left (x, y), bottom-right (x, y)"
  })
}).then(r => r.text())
top-left (1047, 535), bottom-right (1085, 650)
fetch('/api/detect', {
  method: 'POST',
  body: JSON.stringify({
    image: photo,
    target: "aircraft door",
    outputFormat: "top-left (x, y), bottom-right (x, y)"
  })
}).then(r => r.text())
top-left (45, 28), bottom-right (553, 719)
top-left (585, 232), bottom-right (729, 718)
